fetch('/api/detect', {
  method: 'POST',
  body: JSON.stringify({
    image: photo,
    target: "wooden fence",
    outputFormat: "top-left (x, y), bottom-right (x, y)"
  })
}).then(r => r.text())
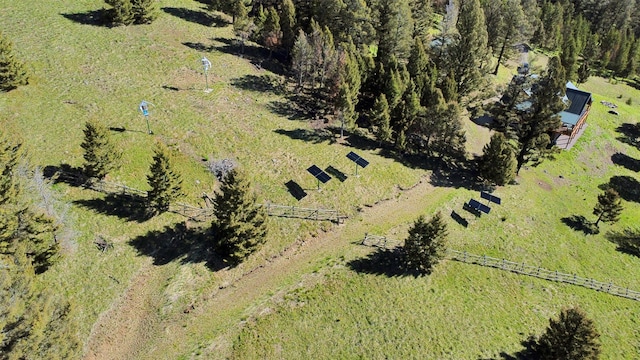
top-left (264, 203), bottom-right (345, 224)
top-left (360, 234), bottom-right (640, 302)
top-left (50, 170), bottom-right (343, 223)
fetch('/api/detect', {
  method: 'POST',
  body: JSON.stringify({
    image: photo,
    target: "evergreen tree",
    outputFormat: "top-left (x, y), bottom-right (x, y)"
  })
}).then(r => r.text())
top-left (446, 0), bottom-right (490, 97)
top-left (291, 30), bottom-right (314, 90)
top-left (0, 132), bottom-right (59, 274)
top-left (561, 34), bottom-right (579, 81)
top-left (513, 57), bottom-right (566, 174)
top-left (0, 32), bottom-right (29, 92)
top-left (0, 245), bottom-right (80, 359)
top-left (108, 0), bottom-right (134, 25)
top-left (234, 14), bottom-right (257, 55)
top-left (81, 119), bottom-right (122, 180)
top-left (491, 0), bottom-right (527, 75)
top-left (531, 307), bottom-right (601, 360)
top-left (407, 38), bottom-right (430, 99)
top-left (403, 212), bottom-right (447, 275)
top-left (410, 0), bottom-right (433, 42)
top-left (262, 7), bottom-right (282, 58)
top-left (211, 168), bottom-right (268, 265)
top-left (280, 0), bottom-right (297, 52)
top-left (376, 0), bottom-right (414, 65)
top-left (478, 132), bottom-right (517, 186)
top-left (440, 71), bottom-right (458, 103)
top-left (593, 188), bottom-right (623, 227)
top-left (371, 93), bottom-right (393, 146)
top-left (337, 0), bottom-right (376, 46)
top-left (577, 60), bottom-right (591, 84)
top-left (131, 0), bottom-right (158, 24)
top-left (430, 101), bottom-right (467, 164)
top-left (146, 143), bottom-right (183, 216)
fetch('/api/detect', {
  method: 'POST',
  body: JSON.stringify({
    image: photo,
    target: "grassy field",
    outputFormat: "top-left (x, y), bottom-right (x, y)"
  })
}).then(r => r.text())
top-left (2, 1), bottom-right (640, 359)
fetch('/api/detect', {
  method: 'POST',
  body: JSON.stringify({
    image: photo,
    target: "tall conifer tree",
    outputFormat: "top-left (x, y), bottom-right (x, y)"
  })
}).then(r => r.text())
top-left (0, 32), bottom-right (29, 92)
top-left (146, 143), bottom-right (183, 215)
top-left (211, 168), bottom-right (268, 264)
top-left (446, 0), bottom-right (490, 97)
top-left (81, 119), bottom-right (122, 180)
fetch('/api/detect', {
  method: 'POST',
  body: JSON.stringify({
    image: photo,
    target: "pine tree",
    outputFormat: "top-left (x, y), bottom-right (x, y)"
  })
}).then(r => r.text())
top-left (478, 132), bottom-right (517, 186)
top-left (410, 0), bottom-right (433, 42)
top-left (513, 57), bottom-right (566, 174)
top-left (0, 245), bottom-right (81, 359)
top-left (446, 0), bottom-right (490, 97)
top-left (0, 32), bottom-right (29, 92)
top-left (109, 0), bottom-right (134, 25)
top-left (403, 212), bottom-right (447, 275)
top-left (407, 38), bottom-right (431, 100)
top-left (376, 0), bottom-right (414, 65)
top-left (81, 119), bottom-right (122, 180)
top-left (491, 0), bottom-right (527, 75)
top-left (0, 131), bottom-right (59, 274)
top-left (337, 0), bottom-right (376, 46)
top-left (262, 7), bottom-right (282, 58)
top-left (211, 168), bottom-right (268, 265)
top-left (531, 307), bottom-right (601, 360)
top-left (593, 188), bottom-right (623, 227)
top-left (291, 30), bottom-right (314, 90)
top-left (234, 14), bottom-right (257, 55)
top-left (371, 93), bottom-right (393, 146)
top-left (280, 0), bottom-right (297, 52)
top-left (430, 101), bottom-right (466, 164)
top-left (561, 35), bottom-right (579, 81)
top-left (146, 143), bottom-right (183, 216)
top-left (577, 61), bottom-right (591, 84)
top-left (131, 0), bottom-right (158, 24)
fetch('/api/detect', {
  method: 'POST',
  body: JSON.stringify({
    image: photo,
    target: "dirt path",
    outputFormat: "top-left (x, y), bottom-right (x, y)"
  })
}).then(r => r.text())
top-left (85, 177), bottom-right (456, 359)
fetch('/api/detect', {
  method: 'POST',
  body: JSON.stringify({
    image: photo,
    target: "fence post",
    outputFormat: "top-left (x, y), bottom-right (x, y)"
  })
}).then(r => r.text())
top-left (363, 232), bottom-right (368, 245)
top-left (463, 251), bottom-right (467, 262)
top-left (483, 255), bottom-right (487, 266)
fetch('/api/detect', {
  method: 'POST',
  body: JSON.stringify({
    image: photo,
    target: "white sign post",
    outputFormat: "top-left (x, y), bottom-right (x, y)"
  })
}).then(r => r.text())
top-left (201, 56), bottom-right (212, 93)
top-left (139, 100), bottom-right (154, 134)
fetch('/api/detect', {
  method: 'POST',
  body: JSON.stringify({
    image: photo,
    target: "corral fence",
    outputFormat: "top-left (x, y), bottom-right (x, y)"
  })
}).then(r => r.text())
top-left (49, 169), bottom-right (343, 223)
top-left (361, 234), bottom-right (640, 302)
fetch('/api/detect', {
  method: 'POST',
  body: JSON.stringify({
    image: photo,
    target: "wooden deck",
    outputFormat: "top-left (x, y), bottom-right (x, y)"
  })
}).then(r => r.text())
top-left (555, 122), bottom-right (588, 150)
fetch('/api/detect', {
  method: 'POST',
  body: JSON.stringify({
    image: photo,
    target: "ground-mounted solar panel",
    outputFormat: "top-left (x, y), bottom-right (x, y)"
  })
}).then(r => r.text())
top-left (307, 165), bottom-right (332, 183)
top-left (469, 199), bottom-right (491, 214)
top-left (346, 151), bottom-right (369, 167)
top-left (480, 191), bottom-right (502, 205)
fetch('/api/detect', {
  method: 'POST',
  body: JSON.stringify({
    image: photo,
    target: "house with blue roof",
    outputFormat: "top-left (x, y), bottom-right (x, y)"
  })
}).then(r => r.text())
top-left (554, 82), bottom-right (592, 149)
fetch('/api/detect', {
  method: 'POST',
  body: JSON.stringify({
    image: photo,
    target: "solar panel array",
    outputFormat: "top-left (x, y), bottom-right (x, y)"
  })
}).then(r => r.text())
top-left (307, 165), bottom-right (332, 183)
top-left (346, 151), bottom-right (369, 168)
top-left (480, 191), bottom-right (502, 205)
top-left (468, 199), bottom-right (491, 214)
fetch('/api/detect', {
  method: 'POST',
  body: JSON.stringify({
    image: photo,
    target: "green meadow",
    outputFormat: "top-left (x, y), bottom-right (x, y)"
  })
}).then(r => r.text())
top-left (1, 1), bottom-right (640, 359)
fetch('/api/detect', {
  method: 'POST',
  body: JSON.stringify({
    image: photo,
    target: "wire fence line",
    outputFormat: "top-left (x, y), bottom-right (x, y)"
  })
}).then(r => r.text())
top-left (51, 170), bottom-right (343, 223)
top-left (361, 234), bottom-right (640, 302)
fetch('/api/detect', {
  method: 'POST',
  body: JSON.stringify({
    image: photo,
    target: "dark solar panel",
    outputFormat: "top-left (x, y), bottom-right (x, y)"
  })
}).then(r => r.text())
top-left (346, 151), bottom-right (369, 168)
top-left (469, 199), bottom-right (491, 214)
top-left (307, 165), bottom-right (332, 183)
top-left (480, 191), bottom-right (502, 205)
top-left (346, 151), bottom-right (359, 161)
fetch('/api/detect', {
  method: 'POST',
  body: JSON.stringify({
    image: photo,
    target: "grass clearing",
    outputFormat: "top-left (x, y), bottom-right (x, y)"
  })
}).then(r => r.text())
top-left (2, 1), bottom-right (640, 359)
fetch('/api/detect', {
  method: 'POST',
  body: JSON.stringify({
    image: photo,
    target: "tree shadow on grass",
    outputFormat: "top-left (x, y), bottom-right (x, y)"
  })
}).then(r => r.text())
top-left (616, 123), bottom-right (640, 149)
top-left (61, 9), bottom-right (111, 27)
top-left (611, 152), bottom-right (640, 172)
top-left (128, 223), bottom-right (228, 270)
top-left (485, 336), bottom-right (538, 360)
top-left (230, 74), bottom-right (285, 95)
top-left (599, 175), bottom-right (640, 203)
top-left (183, 41), bottom-right (217, 53)
top-left (606, 228), bottom-right (640, 258)
top-left (274, 128), bottom-right (335, 144)
top-left (347, 248), bottom-right (423, 278)
top-left (162, 7), bottom-right (227, 27)
top-left (43, 164), bottom-right (88, 186)
top-left (74, 193), bottom-right (150, 223)
top-left (211, 37), bottom-right (286, 75)
top-left (561, 215), bottom-right (598, 234)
